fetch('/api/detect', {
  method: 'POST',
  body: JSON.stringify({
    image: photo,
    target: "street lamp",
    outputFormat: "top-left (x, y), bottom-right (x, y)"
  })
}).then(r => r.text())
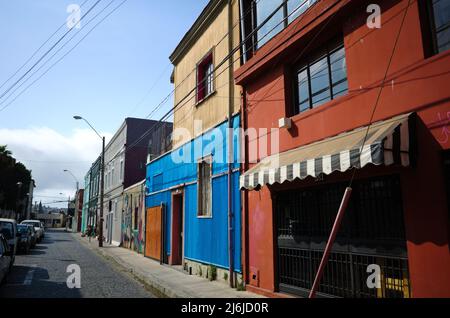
top-left (16, 182), bottom-right (23, 221)
top-left (73, 115), bottom-right (105, 248)
top-left (63, 169), bottom-right (79, 191)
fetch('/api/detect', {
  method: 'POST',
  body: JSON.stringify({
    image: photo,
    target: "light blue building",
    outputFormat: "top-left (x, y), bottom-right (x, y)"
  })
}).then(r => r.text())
top-left (80, 168), bottom-right (91, 233)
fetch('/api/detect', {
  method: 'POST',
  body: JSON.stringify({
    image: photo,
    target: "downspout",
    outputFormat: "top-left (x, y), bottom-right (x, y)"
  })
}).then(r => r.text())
top-left (239, 0), bottom-right (247, 64)
top-left (238, 0), bottom-right (248, 287)
top-left (227, 0), bottom-right (235, 288)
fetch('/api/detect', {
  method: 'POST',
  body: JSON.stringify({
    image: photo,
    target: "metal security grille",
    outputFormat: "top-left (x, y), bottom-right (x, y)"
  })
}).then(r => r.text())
top-left (276, 175), bottom-right (411, 298)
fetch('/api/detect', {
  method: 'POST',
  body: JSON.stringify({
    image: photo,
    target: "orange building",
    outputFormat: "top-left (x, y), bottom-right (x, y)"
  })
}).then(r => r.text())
top-left (236, 0), bottom-right (450, 297)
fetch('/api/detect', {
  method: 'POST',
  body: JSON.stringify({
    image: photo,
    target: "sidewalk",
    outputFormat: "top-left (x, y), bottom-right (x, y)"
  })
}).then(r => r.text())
top-left (73, 233), bottom-right (264, 298)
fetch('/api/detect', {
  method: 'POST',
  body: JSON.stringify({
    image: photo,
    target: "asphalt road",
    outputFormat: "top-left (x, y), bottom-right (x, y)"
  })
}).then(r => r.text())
top-left (0, 228), bottom-right (156, 298)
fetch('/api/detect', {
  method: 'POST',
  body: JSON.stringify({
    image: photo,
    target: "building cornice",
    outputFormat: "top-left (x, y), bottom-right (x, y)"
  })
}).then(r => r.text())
top-left (169, 0), bottom-right (226, 65)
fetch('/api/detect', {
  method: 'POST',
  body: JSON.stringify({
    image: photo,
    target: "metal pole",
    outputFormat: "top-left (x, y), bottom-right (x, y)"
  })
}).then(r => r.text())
top-left (309, 187), bottom-right (353, 298)
top-left (227, 0), bottom-right (235, 288)
top-left (99, 136), bottom-right (105, 247)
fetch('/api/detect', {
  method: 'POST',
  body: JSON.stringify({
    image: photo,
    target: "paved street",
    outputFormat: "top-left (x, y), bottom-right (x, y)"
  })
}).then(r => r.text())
top-left (0, 229), bottom-right (156, 298)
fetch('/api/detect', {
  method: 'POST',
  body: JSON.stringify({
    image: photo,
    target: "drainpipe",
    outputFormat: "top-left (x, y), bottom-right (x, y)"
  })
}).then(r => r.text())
top-left (239, 0), bottom-right (247, 64)
top-left (227, 0), bottom-right (235, 288)
top-left (240, 87), bottom-right (248, 286)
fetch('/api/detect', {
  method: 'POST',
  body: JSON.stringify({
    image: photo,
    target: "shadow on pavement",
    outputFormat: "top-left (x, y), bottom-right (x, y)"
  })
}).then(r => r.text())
top-left (0, 265), bottom-right (82, 298)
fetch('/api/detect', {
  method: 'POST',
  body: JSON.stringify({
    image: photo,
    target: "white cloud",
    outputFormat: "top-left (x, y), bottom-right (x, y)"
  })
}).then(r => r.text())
top-left (0, 127), bottom-right (112, 207)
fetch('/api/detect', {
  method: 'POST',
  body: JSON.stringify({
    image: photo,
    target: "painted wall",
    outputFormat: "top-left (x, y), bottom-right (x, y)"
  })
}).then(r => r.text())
top-left (171, 0), bottom-right (241, 147)
top-left (146, 116), bottom-right (242, 271)
top-left (122, 181), bottom-right (146, 254)
top-left (237, 0), bottom-right (450, 296)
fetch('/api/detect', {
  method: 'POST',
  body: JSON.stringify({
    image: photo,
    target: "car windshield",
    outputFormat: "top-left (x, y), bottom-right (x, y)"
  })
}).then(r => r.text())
top-left (0, 222), bottom-right (14, 239)
top-left (17, 225), bottom-right (29, 234)
top-left (23, 222), bottom-right (38, 227)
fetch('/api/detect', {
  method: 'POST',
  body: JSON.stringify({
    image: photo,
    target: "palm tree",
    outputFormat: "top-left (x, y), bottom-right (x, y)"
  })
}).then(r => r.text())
top-left (0, 145), bottom-right (12, 157)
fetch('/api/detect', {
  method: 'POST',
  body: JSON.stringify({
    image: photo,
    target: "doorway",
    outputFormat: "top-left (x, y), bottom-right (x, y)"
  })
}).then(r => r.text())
top-left (170, 190), bottom-right (183, 265)
top-left (145, 205), bottom-right (163, 261)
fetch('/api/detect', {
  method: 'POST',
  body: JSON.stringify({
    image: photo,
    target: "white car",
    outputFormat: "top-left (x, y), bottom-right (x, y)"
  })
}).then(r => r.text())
top-left (21, 220), bottom-right (44, 242)
top-left (0, 218), bottom-right (18, 268)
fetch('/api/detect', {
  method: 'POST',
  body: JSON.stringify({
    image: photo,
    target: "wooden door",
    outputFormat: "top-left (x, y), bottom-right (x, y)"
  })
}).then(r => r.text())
top-left (145, 206), bottom-right (162, 261)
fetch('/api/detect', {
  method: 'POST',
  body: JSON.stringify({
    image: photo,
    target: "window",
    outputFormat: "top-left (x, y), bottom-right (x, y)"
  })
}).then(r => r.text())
top-left (294, 41), bottom-right (348, 114)
top-left (197, 157), bottom-right (212, 217)
top-left (111, 167), bottom-right (115, 186)
top-left (134, 206), bottom-right (138, 230)
top-left (276, 175), bottom-right (409, 298)
top-left (120, 160), bottom-right (124, 181)
top-left (427, 0), bottom-right (450, 54)
top-left (196, 51), bottom-right (214, 103)
top-left (254, 0), bottom-right (317, 49)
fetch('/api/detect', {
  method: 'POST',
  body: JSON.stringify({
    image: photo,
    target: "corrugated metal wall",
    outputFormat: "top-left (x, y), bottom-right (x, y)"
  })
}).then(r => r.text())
top-left (145, 115), bottom-right (241, 271)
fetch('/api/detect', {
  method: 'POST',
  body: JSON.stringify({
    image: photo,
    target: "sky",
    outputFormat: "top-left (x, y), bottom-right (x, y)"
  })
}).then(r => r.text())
top-left (0, 0), bottom-right (208, 207)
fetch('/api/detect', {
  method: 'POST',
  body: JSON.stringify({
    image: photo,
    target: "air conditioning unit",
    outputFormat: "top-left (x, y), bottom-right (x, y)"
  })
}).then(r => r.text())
top-left (278, 117), bottom-right (292, 129)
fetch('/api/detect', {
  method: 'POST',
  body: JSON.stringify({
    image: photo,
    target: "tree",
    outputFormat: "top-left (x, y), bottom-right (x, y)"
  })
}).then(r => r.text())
top-left (0, 145), bottom-right (12, 157)
top-left (0, 145), bottom-right (32, 212)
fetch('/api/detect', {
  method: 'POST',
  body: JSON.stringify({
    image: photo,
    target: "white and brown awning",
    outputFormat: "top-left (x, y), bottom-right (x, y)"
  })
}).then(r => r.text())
top-left (240, 113), bottom-right (414, 190)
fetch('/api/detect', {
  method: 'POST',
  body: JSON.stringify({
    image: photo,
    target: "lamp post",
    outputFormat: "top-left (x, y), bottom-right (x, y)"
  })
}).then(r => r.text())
top-left (16, 182), bottom-right (23, 221)
top-left (63, 169), bottom-right (79, 191)
top-left (73, 115), bottom-right (105, 248)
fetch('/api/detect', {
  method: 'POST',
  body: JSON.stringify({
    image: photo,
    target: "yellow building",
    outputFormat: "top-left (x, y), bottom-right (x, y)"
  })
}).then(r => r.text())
top-left (169, 0), bottom-right (241, 146)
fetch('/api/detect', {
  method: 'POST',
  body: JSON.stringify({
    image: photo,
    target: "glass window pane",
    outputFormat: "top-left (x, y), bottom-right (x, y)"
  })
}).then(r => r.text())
top-left (297, 68), bottom-right (310, 112)
top-left (309, 56), bottom-right (331, 107)
top-left (330, 46), bottom-right (348, 97)
top-left (288, 0), bottom-right (316, 24)
top-left (256, 0), bottom-right (284, 48)
top-left (437, 26), bottom-right (450, 52)
top-left (432, 0), bottom-right (450, 30)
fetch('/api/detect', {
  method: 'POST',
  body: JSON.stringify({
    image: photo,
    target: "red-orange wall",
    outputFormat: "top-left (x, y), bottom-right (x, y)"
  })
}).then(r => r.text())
top-left (239, 0), bottom-right (450, 297)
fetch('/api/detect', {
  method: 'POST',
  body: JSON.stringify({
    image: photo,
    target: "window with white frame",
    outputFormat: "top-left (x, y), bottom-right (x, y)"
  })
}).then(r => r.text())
top-left (120, 160), bottom-right (124, 181)
top-left (112, 166), bottom-right (115, 186)
top-left (197, 157), bottom-right (212, 217)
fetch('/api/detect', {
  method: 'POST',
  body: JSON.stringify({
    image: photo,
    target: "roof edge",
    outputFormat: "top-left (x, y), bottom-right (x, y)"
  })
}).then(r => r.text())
top-left (169, 0), bottom-right (226, 65)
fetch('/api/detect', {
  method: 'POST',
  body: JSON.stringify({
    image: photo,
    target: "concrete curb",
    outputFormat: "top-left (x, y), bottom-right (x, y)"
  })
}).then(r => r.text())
top-left (72, 234), bottom-right (262, 298)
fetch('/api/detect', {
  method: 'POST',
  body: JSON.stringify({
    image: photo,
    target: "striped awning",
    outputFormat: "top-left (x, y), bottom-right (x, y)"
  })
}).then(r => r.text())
top-left (240, 113), bottom-right (414, 190)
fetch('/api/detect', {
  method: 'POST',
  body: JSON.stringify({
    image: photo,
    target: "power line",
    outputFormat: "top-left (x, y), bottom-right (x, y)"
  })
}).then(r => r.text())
top-left (0, 0), bottom-right (90, 91)
top-left (0, 0), bottom-right (117, 108)
top-left (104, 0), bottom-right (317, 165)
top-left (0, 0), bottom-right (129, 113)
top-left (0, 0), bottom-right (103, 103)
top-left (349, 0), bottom-right (412, 187)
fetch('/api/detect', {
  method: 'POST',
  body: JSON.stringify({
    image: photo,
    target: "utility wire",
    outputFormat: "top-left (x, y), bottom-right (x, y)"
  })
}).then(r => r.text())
top-left (349, 0), bottom-right (411, 187)
top-left (0, 0), bottom-right (129, 113)
top-left (0, 0), bottom-right (90, 91)
top-left (0, 0), bottom-right (103, 103)
top-left (102, 0), bottom-right (318, 165)
top-left (0, 0), bottom-right (117, 108)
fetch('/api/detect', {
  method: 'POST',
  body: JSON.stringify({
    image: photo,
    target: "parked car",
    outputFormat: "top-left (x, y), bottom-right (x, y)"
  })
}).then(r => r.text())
top-left (40, 222), bottom-right (45, 238)
top-left (20, 220), bottom-right (44, 242)
top-left (26, 225), bottom-right (37, 248)
top-left (0, 234), bottom-right (13, 284)
top-left (16, 224), bottom-right (33, 254)
top-left (0, 218), bottom-right (17, 268)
